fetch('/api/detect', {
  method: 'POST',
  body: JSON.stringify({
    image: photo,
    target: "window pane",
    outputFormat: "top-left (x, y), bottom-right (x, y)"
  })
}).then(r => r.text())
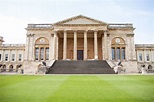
top-left (116, 48), bottom-right (120, 60)
top-left (35, 48), bottom-right (39, 60)
top-left (5, 54), bottom-right (8, 61)
top-left (40, 48), bottom-right (44, 60)
top-left (0, 54), bottom-right (1, 61)
top-left (146, 53), bottom-right (150, 61)
top-left (139, 53), bottom-right (142, 61)
top-left (46, 47), bottom-right (49, 60)
top-left (112, 48), bottom-right (115, 60)
top-left (19, 54), bottom-right (22, 61)
top-left (12, 54), bottom-right (15, 61)
top-left (122, 48), bottom-right (125, 60)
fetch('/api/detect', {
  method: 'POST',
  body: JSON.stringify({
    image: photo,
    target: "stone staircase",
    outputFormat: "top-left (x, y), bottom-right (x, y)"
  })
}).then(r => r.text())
top-left (46, 60), bottom-right (115, 74)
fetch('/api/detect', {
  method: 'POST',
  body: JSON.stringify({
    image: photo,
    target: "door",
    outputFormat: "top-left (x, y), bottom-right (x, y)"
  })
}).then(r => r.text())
top-left (77, 50), bottom-right (83, 60)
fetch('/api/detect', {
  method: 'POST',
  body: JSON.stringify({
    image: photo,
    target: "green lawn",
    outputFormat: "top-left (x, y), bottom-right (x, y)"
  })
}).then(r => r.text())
top-left (0, 75), bottom-right (154, 102)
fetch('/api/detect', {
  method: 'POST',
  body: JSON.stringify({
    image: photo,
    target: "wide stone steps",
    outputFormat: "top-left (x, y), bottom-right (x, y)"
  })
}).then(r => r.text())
top-left (46, 60), bottom-right (115, 74)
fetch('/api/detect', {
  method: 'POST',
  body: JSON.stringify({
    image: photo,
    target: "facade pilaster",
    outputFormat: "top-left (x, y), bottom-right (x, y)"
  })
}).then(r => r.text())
top-left (73, 31), bottom-right (77, 60)
top-left (9, 49), bottom-right (11, 62)
top-left (84, 30), bottom-right (88, 60)
top-left (63, 30), bottom-right (67, 60)
top-left (131, 35), bottom-right (136, 60)
top-left (94, 30), bottom-right (98, 60)
top-left (16, 49), bottom-right (18, 62)
top-left (1, 49), bottom-right (4, 62)
top-left (25, 34), bottom-right (30, 60)
top-left (29, 34), bottom-right (34, 61)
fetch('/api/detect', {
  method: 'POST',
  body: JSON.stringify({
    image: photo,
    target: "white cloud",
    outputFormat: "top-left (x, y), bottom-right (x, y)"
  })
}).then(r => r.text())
top-left (0, 15), bottom-right (44, 44)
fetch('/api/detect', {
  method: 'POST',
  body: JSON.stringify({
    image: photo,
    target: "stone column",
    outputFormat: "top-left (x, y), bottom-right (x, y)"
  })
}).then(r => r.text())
top-left (103, 31), bottom-right (107, 60)
top-left (53, 31), bottom-right (57, 60)
top-left (94, 30), bottom-right (98, 60)
top-left (63, 30), bottom-right (67, 60)
top-left (73, 31), bottom-right (77, 60)
top-left (56, 36), bottom-right (59, 60)
top-left (84, 30), bottom-right (88, 60)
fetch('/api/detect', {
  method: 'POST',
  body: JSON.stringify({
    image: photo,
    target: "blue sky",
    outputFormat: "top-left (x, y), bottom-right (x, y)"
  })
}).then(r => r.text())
top-left (0, 0), bottom-right (154, 44)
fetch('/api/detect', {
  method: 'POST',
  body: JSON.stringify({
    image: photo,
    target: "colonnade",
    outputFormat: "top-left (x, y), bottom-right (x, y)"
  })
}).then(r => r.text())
top-left (54, 30), bottom-right (108, 60)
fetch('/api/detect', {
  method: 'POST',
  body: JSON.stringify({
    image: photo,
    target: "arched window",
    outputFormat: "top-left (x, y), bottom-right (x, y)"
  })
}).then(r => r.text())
top-left (3, 65), bottom-right (6, 72)
top-left (9, 65), bottom-right (13, 72)
top-left (35, 37), bottom-right (49, 61)
top-left (111, 37), bottom-right (126, 60)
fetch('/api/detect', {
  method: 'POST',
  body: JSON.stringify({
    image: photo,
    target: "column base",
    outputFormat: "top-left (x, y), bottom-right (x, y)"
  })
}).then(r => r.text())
top-left (94, 55), bottom-right (98, 60)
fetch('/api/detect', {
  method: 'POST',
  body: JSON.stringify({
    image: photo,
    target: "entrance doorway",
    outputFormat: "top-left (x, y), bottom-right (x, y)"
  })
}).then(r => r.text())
top-left (77, 50), bottom-right (83, 60)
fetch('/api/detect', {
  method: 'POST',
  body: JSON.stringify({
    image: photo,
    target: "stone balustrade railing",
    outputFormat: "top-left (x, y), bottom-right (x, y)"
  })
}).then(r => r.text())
top-left (27, 24), bottom-right (53, 28)
top-left (135, 44), bottom-right (154, 48)
top-left (1, 44), bottom-right (25, 47)
top-left (108, 23), bottom-right (133, 28)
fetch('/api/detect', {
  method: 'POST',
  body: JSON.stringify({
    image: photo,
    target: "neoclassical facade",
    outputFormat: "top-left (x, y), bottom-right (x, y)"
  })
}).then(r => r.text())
top-left (0, 15), bottom-right (153, 74)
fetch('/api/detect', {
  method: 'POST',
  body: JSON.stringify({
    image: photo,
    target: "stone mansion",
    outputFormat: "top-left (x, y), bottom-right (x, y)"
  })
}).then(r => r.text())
top-left (0, 15), bottom-right (154, 74)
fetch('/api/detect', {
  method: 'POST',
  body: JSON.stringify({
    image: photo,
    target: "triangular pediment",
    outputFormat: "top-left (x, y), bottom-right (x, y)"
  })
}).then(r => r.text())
top-left (54, 15), bottom-right (107, 25)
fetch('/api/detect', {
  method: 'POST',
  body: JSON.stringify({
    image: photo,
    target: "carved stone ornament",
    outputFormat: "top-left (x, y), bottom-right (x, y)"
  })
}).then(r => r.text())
top-left (39, 38), bottom-right (45, 43)
top-left (115, 38), bottom-right (120, 43)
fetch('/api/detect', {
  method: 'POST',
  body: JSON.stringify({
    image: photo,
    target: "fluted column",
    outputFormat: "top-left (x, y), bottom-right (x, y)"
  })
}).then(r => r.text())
top-left (84, 30), bottom-right (88, 60)
top-left (94, 30), bottom-right (98, 60)
top-left (73, 31), bottom-right (77, 60)
top-left (63, 30), bottom-right (67, 60)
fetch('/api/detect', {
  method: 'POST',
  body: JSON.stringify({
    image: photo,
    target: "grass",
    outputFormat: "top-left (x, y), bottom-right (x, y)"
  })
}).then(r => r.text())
top-left (0, 75), bottom-right (154, 102)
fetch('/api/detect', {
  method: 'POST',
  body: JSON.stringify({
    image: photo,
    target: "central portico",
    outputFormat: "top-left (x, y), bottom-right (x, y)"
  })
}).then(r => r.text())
top-left (53, 15), bottom-right (108, 60)
top-left (24, 15), bottom-right (137, 74)
top-left (55, 30), bottom-right (107, 60)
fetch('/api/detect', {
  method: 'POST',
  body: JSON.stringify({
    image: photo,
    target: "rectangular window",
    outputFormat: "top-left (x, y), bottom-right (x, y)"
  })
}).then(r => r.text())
top-left (35, 48), bottom-right (39, 60)
top-left (116, 48), bottom-right (120, 60)
top-left (46, 47), bottom-right (49, 60)
top-left (122, 48), bottom-right (125, 60)
top-left (139, 53), bottom-right (142, 61)
top-left (40, 47), bottom-right (44, 60)
top-left (12, 54), bottom-right (15, 61)
top-left (146, 53), bottom-right (150, 61)
top-left (0, 54), bottom-right (1, 61)
top-left (112, 48), bottom-right (115, 60)
top-left (5, 54), bottom-right (8, 61)
top-left (19, 54), bottom-right (22, 61)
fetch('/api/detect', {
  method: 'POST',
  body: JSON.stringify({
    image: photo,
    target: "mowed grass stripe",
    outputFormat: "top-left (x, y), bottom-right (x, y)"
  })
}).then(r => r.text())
top-left (47, 75), bottom-right (127, 102)
top-left (0, 75), bottom-right (154, 102)
top-left (0, 75), bottom-right (68, 102)
top-left (97, 75), bottom-right (154, 102)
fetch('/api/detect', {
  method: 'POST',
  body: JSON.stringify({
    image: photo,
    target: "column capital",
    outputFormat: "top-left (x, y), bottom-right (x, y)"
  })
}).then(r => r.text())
top-left (54, 29), bottom-right (58, 32)
top-left (64, 29), bottom-right (67, 32)
top-left (26, 33), bottom-right (34, 37)
top-left (84, 30), bottom-right (88, 33)
top-left (73, 30), bottom-right (77, 33)
top-left (104, 30), bottom-right (108, 34)
top-left (54, 31), bottom-right (57, 37)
